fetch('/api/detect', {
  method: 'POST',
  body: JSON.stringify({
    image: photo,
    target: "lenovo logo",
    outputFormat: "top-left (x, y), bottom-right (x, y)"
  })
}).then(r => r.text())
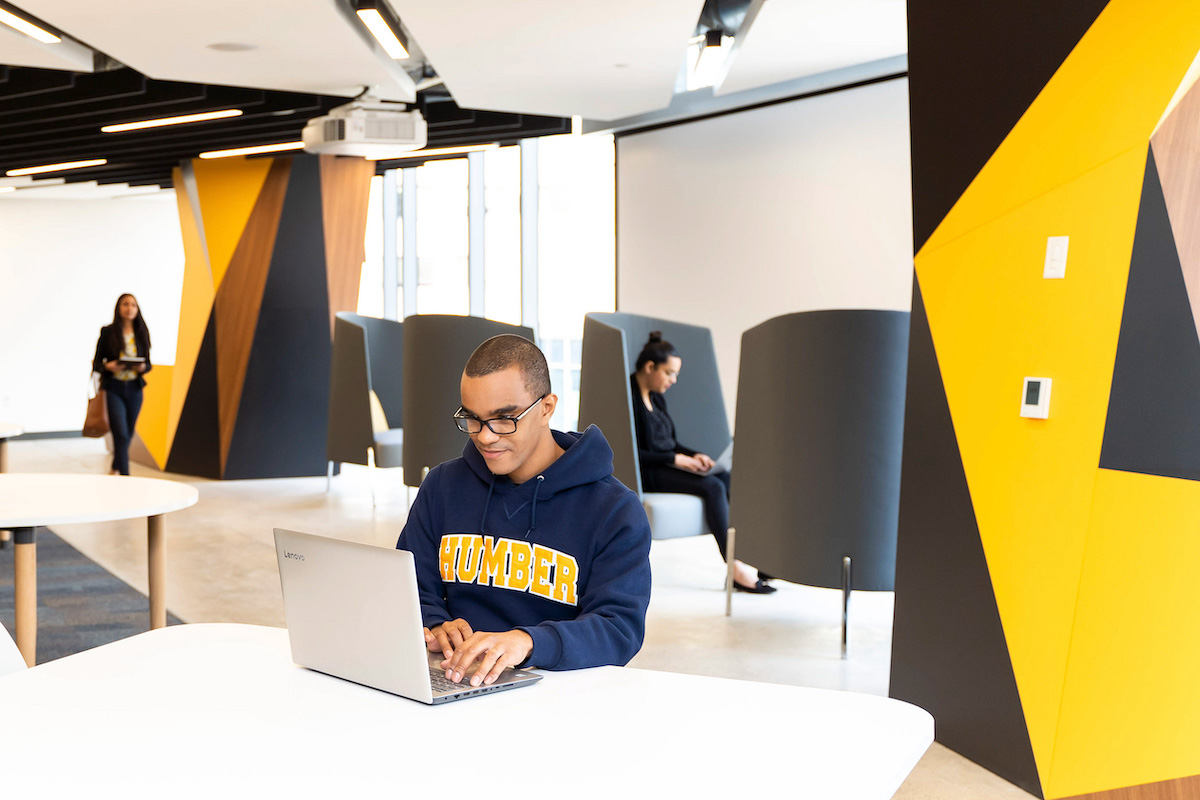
top-left (284, 551), bottom-right (305, 562)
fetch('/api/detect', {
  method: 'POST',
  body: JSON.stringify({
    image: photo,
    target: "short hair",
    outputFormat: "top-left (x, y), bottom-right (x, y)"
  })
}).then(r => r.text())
top-left (464, 334), bottom-right (552, 398)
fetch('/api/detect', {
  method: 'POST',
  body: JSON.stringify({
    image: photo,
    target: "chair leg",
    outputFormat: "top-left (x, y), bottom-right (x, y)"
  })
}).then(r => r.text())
top-left (326, 461), bottom-right (334, 493)
top-left (841, 556), bottom-right (852, 660)
top-left (724, 526), bottom-right (736, 617)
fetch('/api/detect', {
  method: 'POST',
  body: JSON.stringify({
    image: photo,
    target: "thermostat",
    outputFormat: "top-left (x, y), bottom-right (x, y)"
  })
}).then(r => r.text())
top-left (1020, 377), bottom-right (1052, 419)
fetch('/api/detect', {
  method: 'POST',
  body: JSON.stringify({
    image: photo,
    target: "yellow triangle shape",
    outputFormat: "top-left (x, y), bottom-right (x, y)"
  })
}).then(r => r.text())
top-left (192, 156), bottom-right (274, 289)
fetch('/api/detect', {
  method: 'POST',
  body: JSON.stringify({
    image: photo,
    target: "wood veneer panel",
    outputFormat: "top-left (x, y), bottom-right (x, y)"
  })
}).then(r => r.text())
top-left (319, 154), bottom-right (373, 337)
top-left (1151, 77), bottom-right (1200, 342)
top-left (213, 157), bottom-right (292, 475)
top-left (1061, 773), bottom-right (1200, 800)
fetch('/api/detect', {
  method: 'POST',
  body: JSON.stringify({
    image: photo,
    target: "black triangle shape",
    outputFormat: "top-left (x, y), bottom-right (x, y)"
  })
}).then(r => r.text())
top-left (164, 309), bottom-right (222, 479)
top-left (909, 0), bottom-right (1112, 251)
top-left (1099, 148), bottom-right (1200, 480)
top-left (890, 280), bottom-right (1044, 798)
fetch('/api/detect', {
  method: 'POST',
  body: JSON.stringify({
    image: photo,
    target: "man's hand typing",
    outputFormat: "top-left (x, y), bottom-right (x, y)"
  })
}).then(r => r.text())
top-left (441, 629), bottom-right (534, 686)
top-left (424, 618), bottom-right (474, 661)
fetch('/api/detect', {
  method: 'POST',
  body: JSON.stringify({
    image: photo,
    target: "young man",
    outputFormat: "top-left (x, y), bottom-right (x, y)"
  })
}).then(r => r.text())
top-left (397, 334), bottom-right (652, 686)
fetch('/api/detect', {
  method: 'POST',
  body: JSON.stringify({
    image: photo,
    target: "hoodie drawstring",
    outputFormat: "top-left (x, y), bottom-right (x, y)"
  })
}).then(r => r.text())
top-left (479, 476), bottom-right (497, 534)
top-left (525, 475), bottom-right (545, 539)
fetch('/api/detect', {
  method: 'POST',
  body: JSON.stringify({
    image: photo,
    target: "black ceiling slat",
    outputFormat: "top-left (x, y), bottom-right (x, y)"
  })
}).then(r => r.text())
top-left (0, 69), bottom-right (78, 102)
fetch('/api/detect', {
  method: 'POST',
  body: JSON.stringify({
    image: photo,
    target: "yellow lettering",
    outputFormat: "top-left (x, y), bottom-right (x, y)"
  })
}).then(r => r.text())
top-left (456, 535), bottom-right (482, 583)
top-left (530, 545), bottom-right (555, 600)
top-left (479, 537), bottom-right (508, 586)
top-left (555, 554), bottom-right (578, 606)
top-left (507, 541), bottom-right (533, 591)
top-left (439, 535), bottom-right (460, 582)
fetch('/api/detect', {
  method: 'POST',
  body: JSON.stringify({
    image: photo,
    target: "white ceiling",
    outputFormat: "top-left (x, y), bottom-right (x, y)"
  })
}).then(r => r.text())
top-left (717, 0), bottom-right (907, 97)
top-left (13, 0), bottom-right (416, 101)
top-left (2, 0), bottom-right (907, 126)
top-left (391, 0), bottom-right (704, 121)
top-left (0, 19), bottom-right (93, 72)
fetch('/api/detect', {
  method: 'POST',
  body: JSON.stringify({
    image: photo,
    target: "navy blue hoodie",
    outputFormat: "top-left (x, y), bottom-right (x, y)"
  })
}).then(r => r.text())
top-left (397, 425), bottom-right (652, 670)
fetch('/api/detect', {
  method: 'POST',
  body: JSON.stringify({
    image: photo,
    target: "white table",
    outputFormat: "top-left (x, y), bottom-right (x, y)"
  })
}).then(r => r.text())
top-left (0, 624), bottom-right (933, 798)
top-left (0, 473), bottom-right (198, 666)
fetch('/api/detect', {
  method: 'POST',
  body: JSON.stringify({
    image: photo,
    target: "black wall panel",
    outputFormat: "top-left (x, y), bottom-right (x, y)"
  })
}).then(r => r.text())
top-left (223, 155), bottom-right (331, 479)
top-left (889, 283), bottom-right (1043, 797)
top-left (1099, 149), bottom-right (1200, 481)
top-left (909, 0), bottom-right (1111, 249)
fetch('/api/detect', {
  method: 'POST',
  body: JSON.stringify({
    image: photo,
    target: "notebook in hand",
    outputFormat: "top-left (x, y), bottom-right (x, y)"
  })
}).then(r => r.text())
top-left (273, 528), bottom-right (542, 705)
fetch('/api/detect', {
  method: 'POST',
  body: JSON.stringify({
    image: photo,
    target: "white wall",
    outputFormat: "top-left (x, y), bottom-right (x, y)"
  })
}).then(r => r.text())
top-left (616, 78), bottom-right (913, 420)
top-left (0, 194), bottom-right (184, 432)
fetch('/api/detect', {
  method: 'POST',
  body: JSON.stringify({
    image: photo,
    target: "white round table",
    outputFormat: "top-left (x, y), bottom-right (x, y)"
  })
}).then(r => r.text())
top-left (0, 421), bottom-right (22, 473)
top-left (0, 474), bottom-right (199, 666)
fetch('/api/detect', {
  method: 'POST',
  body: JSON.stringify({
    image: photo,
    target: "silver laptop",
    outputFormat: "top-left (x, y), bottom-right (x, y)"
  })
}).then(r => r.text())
top-left (669, 440), bottom-right (733, 476)
top-left (273, 528), bottom-right (542, 704)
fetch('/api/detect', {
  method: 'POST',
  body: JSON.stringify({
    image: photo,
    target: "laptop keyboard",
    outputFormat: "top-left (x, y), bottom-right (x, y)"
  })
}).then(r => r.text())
top-left (430, 667), bottom-right (480, 693)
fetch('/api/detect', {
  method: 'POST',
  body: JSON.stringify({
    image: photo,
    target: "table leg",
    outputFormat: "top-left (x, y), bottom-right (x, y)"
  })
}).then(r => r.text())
top-left (13, 527), bottom-right (37, 667)
top-left (148, 514), bottom-right (166, 629)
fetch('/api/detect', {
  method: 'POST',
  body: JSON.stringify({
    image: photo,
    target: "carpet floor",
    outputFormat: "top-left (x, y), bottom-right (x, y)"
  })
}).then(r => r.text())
top-left (0, 529), bottom-right (183, 665)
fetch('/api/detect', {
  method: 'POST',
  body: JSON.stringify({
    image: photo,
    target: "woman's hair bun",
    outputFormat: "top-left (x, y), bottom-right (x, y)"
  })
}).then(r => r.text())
top-left (648, 330), bottom-right (663, 343)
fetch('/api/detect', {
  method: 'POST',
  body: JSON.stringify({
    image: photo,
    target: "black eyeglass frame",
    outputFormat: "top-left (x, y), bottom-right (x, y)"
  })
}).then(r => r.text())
top-left (453, 395), bottom-right (546, 435)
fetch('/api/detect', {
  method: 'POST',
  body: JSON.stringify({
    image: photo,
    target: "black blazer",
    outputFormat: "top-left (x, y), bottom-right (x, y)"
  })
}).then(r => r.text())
top-left (630, 374), bottom-right (696, 470)
top-left (93, 323), bottom-right (152, 389)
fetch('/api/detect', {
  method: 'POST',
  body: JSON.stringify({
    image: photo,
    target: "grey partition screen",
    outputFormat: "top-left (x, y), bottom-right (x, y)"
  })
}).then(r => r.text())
top-left (730, 310), bottom-right (910, 591)
top-left (327, 315), bottom-right (374, 467)
top-left (402, 314), bottom-right (535, 487)
top-left (327, 313), bottom-right (404, 467)
top-left (579, 312), bottom-right (731, 495)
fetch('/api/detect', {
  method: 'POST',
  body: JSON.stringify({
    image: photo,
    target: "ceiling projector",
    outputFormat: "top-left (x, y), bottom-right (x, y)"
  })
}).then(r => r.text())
top-left (302, 99), bottom-right (427, 160)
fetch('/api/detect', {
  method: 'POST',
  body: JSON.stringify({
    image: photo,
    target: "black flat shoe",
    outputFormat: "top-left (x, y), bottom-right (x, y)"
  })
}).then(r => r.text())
top-left (733, 579), bottom-right (777, 594)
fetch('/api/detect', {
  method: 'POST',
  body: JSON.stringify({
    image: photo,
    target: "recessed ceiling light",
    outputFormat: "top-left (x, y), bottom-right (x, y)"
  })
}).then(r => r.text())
top-left (0, 7), bottom-right (59, 44)
top-left (390, 143), bottom-right (499, 160)
top-left (102, 109), bottom-right (243, 134)
top-left (614, 63), bottom-right (630, 69)
top-left (6, 159), bottom-right (107, 177)
top-left (206, 42), bottom-right (257, 52)
top-left (199, 142), bottom-right (304, 159)
top-left (355, 1), bottom-right (409, 60)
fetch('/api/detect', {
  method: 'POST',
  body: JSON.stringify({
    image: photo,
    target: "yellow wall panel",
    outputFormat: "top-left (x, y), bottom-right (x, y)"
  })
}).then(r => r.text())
top-left (135, 365), bottom-right (173, 468)
top-left (1048, 469), bottom-right (1200, 797)
top-left (191, 156), bottom-right (273, 288)
top-left (168, 167), bottom-right (217, 462)
top-left (923, 0), bottom-right (1200, 256)
top-left (916, 146), bottom-right (1147, 781)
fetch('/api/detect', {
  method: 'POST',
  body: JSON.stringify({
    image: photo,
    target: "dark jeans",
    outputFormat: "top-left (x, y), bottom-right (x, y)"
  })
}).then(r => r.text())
top-left (105, 379), bottom-right (143, 476)
top-left (642, 466), bottom-right (734, 560)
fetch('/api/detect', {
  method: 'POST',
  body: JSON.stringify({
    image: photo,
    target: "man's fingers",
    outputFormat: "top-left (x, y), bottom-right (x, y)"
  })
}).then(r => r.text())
top-left (477, 649), bottom-right (509, 686)
top-left (433, 628), bottom-right (454, 660)
top-left (446, 636), bottom-right (491, 683)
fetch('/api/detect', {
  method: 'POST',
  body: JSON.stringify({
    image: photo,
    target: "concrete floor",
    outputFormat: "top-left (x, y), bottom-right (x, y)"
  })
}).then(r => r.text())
top-left (5, 436), bottom-right (1037, 799)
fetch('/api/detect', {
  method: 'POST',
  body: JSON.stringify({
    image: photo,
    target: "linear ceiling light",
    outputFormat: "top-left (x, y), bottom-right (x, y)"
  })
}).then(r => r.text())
top-left (0, 187), bottom-right (15, 194)
top-left (6, 158), bottom-right (107, 177)
top-left (198, 141), bottom-right (304, 159)
top-left (355, 0), bottom-right (409, 59)
top-left (0, 7), bottom-right (60, 44)
top-left (101, 109), bottom-right (243, 134)
top-left (391, 143), bottom-right (499, 160)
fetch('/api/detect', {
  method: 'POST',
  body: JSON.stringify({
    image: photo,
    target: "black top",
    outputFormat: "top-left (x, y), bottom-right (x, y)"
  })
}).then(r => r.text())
top-left (630, 374), bottom-right (696, 469)
top-left (92, 323), bottom-right (152, 389)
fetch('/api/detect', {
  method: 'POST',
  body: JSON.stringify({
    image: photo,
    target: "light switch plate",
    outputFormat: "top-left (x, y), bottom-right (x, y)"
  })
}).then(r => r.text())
top-left (1020, 377), bottom-right (1052, 419)
top-left (1044, 235), bottom-right (1069, 279)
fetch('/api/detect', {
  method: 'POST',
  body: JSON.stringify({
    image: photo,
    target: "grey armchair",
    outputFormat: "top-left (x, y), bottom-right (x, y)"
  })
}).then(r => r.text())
top-left (727, 309), bottom-right (910, 652)
top-left (326, 313), bottom-right (404, 503)
top-left (579, 312), bottom-right (731, 540)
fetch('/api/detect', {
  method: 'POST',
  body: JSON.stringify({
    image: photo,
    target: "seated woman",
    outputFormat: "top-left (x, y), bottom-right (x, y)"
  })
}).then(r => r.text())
top-left (631, 332), bottom-right (774, 594)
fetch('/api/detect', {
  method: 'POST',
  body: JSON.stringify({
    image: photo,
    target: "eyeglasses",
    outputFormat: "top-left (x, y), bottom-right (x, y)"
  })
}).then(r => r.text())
top-left (453, 395), bottom-right (545, 435)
